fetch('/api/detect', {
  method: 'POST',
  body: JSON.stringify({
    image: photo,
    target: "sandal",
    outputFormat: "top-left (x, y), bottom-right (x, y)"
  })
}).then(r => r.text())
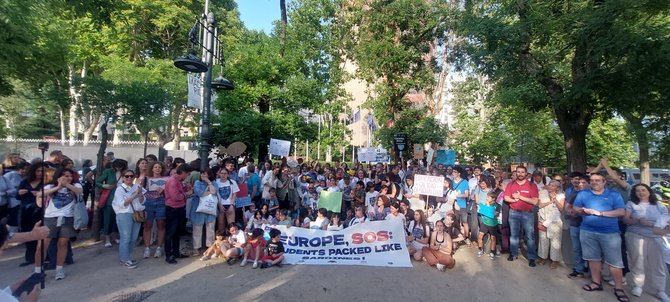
top-left (613, 289), bottom-right (629, 302)
top-left (582, 282), bottom-right (603, 291)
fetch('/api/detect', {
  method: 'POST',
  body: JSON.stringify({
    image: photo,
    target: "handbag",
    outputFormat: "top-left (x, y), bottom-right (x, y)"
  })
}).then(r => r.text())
top-left (73, 200), bottom-right (89, 230)
top-left (97, 188), bottom-right (111, 208)
top-left (196, 194), bottom-right (218, 216)
top-left (130, 201), bottom-right (146, 223)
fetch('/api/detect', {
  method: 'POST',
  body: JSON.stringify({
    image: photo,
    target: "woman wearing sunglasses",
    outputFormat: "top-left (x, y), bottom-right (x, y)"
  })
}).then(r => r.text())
top-left (112, 170), bottom-right (145, 269)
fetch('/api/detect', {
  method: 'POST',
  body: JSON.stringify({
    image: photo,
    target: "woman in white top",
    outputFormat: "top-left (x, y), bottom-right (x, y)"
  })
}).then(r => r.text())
top-left (215, 169), bottom-right (239, 233)
top-left (385, 202), bottom-right (406, 227)
top-left (327, 214), bottom-right (343, 231)
top-left (34, 168), bottom-right (82, 280)
top-left (310, 208), bottom-right (330, 230)
top-left (407, 210), bottom-right (430, 261)
top-left (537, 180), bottom-right (564, 268)
top-left (112, 170), bottom-right (145, 269)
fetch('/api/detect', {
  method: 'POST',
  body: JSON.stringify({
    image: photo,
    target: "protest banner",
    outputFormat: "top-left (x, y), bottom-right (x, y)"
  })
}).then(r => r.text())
top-left (269, 138), bottom-right (291, 157)
top-left (413, 174), bottom-right (444, 197)
top-left (262, 220), bottom-right (412, 267)
top-left (318, 191), bottom-right (342, 212)
top-left (357, 147), bottom-right (390, 163)
top-left (435, 149), bottom-right (456, 166)
top-left (413, 144), bottom-right (424, 159)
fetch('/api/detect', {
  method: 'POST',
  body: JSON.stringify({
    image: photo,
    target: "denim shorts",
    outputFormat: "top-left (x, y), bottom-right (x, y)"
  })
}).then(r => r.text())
top-left (145, 198), bottom-right (166, 221)
top-left (579, 229), bottom-right (624, 268)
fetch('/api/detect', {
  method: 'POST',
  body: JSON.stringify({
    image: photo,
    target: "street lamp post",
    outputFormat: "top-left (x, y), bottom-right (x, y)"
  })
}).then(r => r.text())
top-left (174, 1), bottom-right (233, 172)
top-left (199, 12), bottom-right (215, 172)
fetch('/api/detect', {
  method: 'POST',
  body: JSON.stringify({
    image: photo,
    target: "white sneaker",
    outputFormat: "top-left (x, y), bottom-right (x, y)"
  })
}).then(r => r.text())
top-left (114, 239), bottom-right (120, 244)
top-left (143, 248), bottom-right (152, 259)
top-left (154, 247), bottom-right (162, 258)
top-left (477, 250), bottom-right (484, 257)
top-left (54, 270), bottom-right (66, 280)
top-left (104, 241), bottom-right (112, 248)
top-left (252, 261), bottom-right (258, 269)
top-left (631, 286), bottom-right (643, 297)
top-left (200, 255), bottom-right (211, 261)
top-left (436, 264), bottom-right (446, 272)
top-left (121, 260), bottom-right (138, 269)
top-left (607, 279), bottom-right (627, 286)
top-left (240, 259), bottom-right (248, 267)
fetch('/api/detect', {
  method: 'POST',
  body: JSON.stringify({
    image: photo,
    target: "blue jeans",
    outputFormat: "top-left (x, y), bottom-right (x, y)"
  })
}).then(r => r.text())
top-left (508, 210), bottom-right (536, 260)
top-left (116, 213), bottom-right (140, 262)
top-left (570, 226), bottom-right (586, 272)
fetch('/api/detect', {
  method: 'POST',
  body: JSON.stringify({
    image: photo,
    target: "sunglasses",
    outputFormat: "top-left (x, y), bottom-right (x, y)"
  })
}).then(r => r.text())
top-left (123, 175), bottom-right (135, 178)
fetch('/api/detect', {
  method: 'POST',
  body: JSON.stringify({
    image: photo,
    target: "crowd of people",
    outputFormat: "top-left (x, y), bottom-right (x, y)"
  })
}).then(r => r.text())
top-left (1, 150), bottom-right (670, 302)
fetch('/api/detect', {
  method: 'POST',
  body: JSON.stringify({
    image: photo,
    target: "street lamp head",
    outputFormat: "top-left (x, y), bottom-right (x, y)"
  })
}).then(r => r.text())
top-left (174, 53), bottom-right (208, 73)
top-left (211, 75), bottom-right (234, 90)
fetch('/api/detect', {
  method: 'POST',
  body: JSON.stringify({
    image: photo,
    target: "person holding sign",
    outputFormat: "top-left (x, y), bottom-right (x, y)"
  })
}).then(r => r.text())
top-left (215, 169), bottom-right (240, 233)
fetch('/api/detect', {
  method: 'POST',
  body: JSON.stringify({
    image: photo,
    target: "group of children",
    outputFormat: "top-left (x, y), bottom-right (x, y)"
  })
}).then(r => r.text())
top-left (200, 224), bottom-right (285, 269)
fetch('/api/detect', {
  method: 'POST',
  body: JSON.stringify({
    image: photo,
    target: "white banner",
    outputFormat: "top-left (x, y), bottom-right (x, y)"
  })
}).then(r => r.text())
top-left (269, 138), bottom-right (291, 157)
top-left (187, 73), bottom-right (201, 109)
top-left (187, 73), bottom-right (219, 114)
top-left (357, 147), bottom-right (390, 163)
top-left (262, 220), bottom-right (411, 267)
top-left (413, 174), bottom-right (444, 197)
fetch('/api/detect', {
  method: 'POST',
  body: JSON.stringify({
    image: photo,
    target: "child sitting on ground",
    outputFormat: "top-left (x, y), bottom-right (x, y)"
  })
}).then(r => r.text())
top-left (200, 231), bottom-right (228, 261)
top-left (261, 228), bottom-right (285, 269)
top-left (241, 228), bottom-right (266, 269)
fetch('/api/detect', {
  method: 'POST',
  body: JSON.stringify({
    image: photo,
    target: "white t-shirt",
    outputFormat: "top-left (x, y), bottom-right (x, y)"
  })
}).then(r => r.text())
top-left (365, 191), bottom-right (379, 209)
top-left (385, 212), bottom-right (406, 226)
top-left (228, 229), bottom-right (246, 246)
top-left (216, 179), bottom-right (240, 206)
top-left (310, 217), bottom-right (329, 230)
top-left (44, 183), bottom-right (82, 218)
top-left (654, 214), bottom-right (670, 264)
top-left (237, 166), bottom-right (249, 182)
top-left (337, 179), bottom-right (355, 191)
top-left (0, 287), bottom-right (18, 302)
top-left (327, 224), bottom-right (343, 231)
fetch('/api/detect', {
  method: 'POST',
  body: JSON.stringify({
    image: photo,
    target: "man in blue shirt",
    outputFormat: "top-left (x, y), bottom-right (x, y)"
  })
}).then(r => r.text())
top-left (564, 172), bottom-right (589, 278)
top-left (573, 172), bottom-right (628, 302)
top-left (451, 166), bottom-right (471, 244)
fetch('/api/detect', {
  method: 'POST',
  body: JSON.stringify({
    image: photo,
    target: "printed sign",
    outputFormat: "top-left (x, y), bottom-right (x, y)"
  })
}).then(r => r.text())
top-left (413, 174), bottom-right (444, 197)
top-left (318, 191), bottom-right (343, 213)
top-left (261, 220), bottom-right (412, 267)
top-left (357, 148), bottom-right (391, 163)
top-left (269, 138), bottom-right (291, 157)
top-left (435, 149), bottom-right (456, 166)
top-left (413, 144), bottom-right (424, 160)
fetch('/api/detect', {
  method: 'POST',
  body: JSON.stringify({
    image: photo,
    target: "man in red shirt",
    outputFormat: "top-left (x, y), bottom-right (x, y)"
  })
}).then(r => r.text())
top-left (164, 165), bottom-right (193, 264)
top-left (504, 166), bottom-right (539, 267)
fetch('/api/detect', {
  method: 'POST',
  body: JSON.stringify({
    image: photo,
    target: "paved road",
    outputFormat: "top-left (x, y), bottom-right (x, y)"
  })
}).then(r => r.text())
top-left (0, 238), bottom-right (658, 302)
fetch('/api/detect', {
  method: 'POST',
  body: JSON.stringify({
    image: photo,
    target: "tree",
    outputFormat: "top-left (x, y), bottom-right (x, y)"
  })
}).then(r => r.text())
top-left (345, 0), bottom-right (447, 123)
top-left (454, 0), bottom-right (669, 173)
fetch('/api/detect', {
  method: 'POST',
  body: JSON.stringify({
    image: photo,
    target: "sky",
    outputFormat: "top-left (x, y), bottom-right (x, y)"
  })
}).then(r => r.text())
top-left (237, 0), bottom-right (281, 33)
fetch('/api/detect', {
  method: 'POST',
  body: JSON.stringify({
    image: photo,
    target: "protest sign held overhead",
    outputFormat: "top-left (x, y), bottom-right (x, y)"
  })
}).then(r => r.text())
top-left (262, 220), bottom-right (411, 267)
top-left (413, 174), bottom-right (444, 197)
top-left (269, 138), bottom-right (291, 157)
top-left (357, 147), bottom-right (391, 163)
top-left (318, 191), bottom-right (343, 213)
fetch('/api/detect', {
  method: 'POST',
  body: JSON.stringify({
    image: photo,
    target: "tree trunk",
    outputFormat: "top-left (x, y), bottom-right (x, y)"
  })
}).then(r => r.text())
top-left (83, 115), bottom-right (102, 146)
top-left (91, 118), bottom-right (109, 241)
top-left (554, 105), bottom-right (590, 173)
top-left (623, 113), bottom-right (651, 185)
top-left (59, 107), bottom-right (67, 145)
top-left (67, 65), bottom-right (78, 146)
top-left (280, 0), bottom-right (287, 57)
top-left (258, 98), bottom-right (270, 162)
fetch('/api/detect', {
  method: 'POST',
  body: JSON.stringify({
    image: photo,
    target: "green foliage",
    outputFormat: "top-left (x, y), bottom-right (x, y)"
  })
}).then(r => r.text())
top-left (586, 118), bottom-right (637, 168)
top-left (377, 108), bottom-right (447, 150)
top-left (346, 0), bottom-right (446, 122)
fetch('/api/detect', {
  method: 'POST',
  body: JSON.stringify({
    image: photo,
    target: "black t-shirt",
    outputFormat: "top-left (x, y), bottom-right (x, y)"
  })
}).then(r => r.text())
top-left (267, 240), bottom-right (285, 256)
